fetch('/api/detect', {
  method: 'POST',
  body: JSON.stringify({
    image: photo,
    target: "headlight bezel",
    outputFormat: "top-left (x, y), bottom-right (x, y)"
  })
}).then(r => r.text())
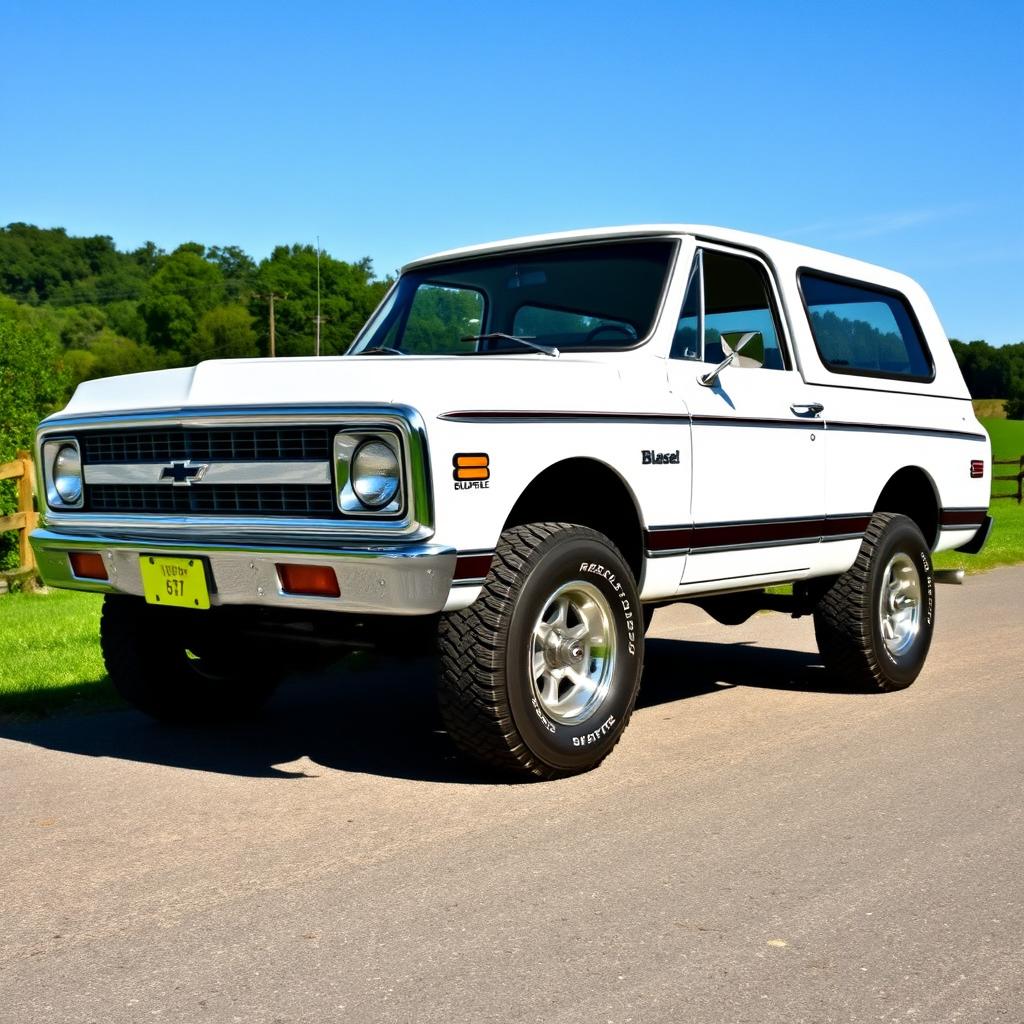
top-left (333, 429), bottom-right (405, 517)
top-left (42, 437), bottom-right (84, 509)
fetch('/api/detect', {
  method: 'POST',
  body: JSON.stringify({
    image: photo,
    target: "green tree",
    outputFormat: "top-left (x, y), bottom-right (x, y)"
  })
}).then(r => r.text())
top-left (187, 305), bottom-right (260, 362)
top-left (207, 245), bottom-right (257, 301)
top-left (0, 224), bottom-right (150, 306)
top-left (139, 245), bottom-right (227, 352)
top-left (83, 330), bottom-right (162, 380)
top-left (105, 299), bottom-right (148, 343)
top-left (0, 310), bottom-right (68, 569)
top-left (56, 304), bottom-right (107, 348)
top-left (139, 292), bottom-right (197, 351)
top-left (252, 245), bottom-right (390, 356)
top-left (1005, 389), bottom-right (1024, 419)
top-left (143, 245), bottom-right (225, 315)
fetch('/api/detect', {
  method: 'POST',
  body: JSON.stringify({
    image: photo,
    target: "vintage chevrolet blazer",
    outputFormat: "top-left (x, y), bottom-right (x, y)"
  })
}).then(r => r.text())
top-left (31, 225), bottom-right (993, 778)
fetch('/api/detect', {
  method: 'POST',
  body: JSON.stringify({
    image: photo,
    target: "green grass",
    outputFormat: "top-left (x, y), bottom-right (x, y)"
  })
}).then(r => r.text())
top-left (0, 589), bottom-right (116, 716)
top-left (980, 416), bottom-right (1024, 463)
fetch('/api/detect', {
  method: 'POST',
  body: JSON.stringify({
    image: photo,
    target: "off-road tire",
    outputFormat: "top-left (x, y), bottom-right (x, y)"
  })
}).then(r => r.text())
top-left (438, 523), bottom-right (644, 779)
top-left (100, 595), bottom-right (280, 722)
top-left (813, 512), bottom-right (935, 691)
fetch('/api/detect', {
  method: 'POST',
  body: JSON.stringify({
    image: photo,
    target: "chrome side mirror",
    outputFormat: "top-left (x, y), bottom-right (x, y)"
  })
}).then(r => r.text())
top-left (698, 331), bottom-right (765, 387)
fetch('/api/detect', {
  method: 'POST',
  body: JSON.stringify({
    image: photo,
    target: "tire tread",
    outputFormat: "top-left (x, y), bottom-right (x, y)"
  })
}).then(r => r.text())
top-left (438, 522), bottom-right (636, 779)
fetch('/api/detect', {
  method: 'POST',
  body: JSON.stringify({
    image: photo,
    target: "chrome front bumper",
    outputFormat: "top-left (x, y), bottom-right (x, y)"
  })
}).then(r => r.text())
top-left (30, 528), bottom-right (457, 615)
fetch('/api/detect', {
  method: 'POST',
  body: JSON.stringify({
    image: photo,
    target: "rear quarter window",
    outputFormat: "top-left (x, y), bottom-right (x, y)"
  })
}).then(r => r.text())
top-left (799, 271), bottom-right (933, 382)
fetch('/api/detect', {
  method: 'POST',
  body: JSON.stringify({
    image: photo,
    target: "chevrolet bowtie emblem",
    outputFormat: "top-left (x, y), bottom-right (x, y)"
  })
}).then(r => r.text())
top-left (160, 460), bottom-right (209, 486)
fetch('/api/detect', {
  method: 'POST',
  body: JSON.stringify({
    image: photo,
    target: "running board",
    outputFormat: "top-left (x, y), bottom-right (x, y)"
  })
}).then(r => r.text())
top-left (934, 569), bottom-right (965, 585)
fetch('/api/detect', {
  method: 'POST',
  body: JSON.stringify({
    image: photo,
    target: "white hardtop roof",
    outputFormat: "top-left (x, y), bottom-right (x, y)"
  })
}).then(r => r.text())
top-left (402, 223), bottom-right (908, 286)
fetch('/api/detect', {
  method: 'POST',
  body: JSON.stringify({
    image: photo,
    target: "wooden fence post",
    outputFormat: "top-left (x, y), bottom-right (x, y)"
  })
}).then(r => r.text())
top-left (16, 451), bottom-right (38, 571)
top-left (0, 451), bottom-right (38, 575)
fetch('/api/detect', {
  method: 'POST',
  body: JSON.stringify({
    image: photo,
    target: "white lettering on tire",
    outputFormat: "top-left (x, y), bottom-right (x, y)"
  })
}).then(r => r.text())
top-left (579, 561), bottom-right (636, 655)
top-left (572, 715), bottom-right (617, 747)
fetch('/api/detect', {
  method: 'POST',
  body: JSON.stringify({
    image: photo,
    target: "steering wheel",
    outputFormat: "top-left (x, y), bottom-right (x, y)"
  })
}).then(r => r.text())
top-left (583, 323), bottom-right (637, 344)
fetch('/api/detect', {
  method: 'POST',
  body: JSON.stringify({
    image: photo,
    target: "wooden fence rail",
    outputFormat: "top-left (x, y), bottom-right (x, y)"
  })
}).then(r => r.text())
top-left (992, 455), bottom-right (1024, 504)
top-left (0, 451), bottom-right (38, 572)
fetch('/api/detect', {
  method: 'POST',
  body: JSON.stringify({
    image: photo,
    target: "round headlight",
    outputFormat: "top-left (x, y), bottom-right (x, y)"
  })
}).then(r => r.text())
top-left (53, 445), bottom-right (82, 504)
top-left (351, 440), bottom-right (400, 510)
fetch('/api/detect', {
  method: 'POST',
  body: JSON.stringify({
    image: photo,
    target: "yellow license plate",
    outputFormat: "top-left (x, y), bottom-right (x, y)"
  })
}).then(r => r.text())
top-left (139, 555), bottom-right (211, 610)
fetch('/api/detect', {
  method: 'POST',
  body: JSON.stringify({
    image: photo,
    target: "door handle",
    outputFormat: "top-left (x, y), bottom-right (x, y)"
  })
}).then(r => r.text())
top-left (790, 402), bottom-right (824, 417)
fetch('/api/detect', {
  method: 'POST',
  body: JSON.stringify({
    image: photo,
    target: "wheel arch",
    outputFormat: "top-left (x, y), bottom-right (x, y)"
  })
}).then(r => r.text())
top-left (873, 465), bottom-right (941, 549)
top-left (502, 458), bottom-right (646, 582)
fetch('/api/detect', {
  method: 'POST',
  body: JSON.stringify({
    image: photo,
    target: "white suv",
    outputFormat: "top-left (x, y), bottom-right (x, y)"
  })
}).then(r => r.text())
top-left (32, 225), bottom-right (992, 777)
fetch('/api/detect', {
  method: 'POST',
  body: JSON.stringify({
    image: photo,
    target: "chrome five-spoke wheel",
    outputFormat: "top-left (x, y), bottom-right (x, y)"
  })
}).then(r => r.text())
top-left (531, 580), bottom-right (615, 725)
top-left (878, 552), bottom-right (922, 657)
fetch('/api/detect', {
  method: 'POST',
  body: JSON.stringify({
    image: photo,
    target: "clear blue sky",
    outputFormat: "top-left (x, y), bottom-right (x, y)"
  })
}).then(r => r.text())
top-left (2, 0), bottom-right (1021, 344)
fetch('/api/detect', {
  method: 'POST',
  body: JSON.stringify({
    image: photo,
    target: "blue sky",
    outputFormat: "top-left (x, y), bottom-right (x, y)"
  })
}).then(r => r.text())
top-left (2, 0), bottom-right (1021, 344)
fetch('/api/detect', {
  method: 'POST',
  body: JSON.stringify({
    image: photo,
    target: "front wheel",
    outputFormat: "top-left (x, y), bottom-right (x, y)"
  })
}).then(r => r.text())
top-left (438, 523), bottom-right (644, 779)
top-left (100, 595), bottom-right (281, 722)
top-left (813, 512), bottom-right (935, 691)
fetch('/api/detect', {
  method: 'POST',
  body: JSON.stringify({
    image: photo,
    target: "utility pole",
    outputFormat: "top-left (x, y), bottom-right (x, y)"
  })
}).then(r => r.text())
top-left (253, 291), bottom-right (286, 357)
top-left (311, 312), bottom-right (329, 353)
top-left (315, 236), bottom-right (321, 357)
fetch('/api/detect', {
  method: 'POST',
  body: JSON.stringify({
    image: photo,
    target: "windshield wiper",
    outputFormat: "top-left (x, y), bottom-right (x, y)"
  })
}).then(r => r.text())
top-left (357, 345), bottom-right (405, 356)
top-left (460, 332), bottom-right (559, 358)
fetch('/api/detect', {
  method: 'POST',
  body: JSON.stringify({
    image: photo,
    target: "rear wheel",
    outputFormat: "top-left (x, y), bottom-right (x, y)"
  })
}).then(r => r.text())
top-left (438, 523), bottom-right (644, 779)
top-left (100, 595), bottom-right (281, 722)
top-left (813, 512), bottom-right (935, 691)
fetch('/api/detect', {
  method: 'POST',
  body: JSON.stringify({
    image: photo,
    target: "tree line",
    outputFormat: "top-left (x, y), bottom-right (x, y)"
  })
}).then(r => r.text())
top-left (951, 339), bottom-right (1024, 417)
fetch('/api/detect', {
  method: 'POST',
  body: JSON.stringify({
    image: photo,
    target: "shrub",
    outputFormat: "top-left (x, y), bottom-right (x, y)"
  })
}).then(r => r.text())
top-left (0, 311), bottom-right (68, 569)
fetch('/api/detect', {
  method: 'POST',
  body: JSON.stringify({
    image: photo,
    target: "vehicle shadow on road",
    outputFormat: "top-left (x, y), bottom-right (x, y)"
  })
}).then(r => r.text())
top-left (0, 636), bottom-right (850, 783)
top-left (638, 636), bottom-right (851, 707)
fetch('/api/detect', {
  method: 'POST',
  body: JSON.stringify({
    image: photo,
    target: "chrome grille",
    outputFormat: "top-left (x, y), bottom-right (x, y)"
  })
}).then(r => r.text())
top-left (87, 484), bottom-right (335, 516)
top-left (79, 425), bottom-right (337, 518)
top-left (82, 427), bottom-right (331, 464)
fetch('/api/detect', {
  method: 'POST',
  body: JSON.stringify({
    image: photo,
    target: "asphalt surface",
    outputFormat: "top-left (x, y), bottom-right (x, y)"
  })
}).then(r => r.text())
top-left (2, 567), bottom-right (1022, 1023)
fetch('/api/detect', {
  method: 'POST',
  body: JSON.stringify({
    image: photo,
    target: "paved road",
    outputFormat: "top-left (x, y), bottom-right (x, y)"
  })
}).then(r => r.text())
top-left (2, 568), bottom-right (1022, 1023)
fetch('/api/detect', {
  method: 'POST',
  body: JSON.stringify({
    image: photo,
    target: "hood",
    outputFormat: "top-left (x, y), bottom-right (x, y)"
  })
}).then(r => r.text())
top-left (50, 354), bottom-right (659, 423)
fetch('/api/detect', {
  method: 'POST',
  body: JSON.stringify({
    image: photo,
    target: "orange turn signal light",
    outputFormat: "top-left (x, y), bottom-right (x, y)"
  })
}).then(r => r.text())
top-left (69, 551), bottom-right (108, 580)
top-left (276, 563), bottom-right (340, 598)
top-left (453, 453), bottom-right (490, 481)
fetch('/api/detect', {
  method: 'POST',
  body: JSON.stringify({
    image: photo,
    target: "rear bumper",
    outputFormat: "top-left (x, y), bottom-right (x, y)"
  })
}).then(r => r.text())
top-left (30, 528), bottom-right (456, 615)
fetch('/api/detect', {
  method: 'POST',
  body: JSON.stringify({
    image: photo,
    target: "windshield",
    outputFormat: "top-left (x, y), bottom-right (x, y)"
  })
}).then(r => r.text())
top-left (348, 239), bottom-right (676, 356)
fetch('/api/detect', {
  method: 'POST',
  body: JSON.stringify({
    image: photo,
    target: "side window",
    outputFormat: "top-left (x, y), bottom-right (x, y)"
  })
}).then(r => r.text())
top-left (702, 250), bottom-right (786, 370)
top-left (401, 284), bottom-right (485, 354)
top-left (670, 249), bottom-right (787, 369)
top-left (800, 273), bottom-right (932, 380)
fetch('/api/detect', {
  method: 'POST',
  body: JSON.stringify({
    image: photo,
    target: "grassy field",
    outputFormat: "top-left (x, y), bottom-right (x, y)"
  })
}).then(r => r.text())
top-left (0, 589), bottom-right (113, 716)
top-left (981, 415), bottom-right (1024, 465)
